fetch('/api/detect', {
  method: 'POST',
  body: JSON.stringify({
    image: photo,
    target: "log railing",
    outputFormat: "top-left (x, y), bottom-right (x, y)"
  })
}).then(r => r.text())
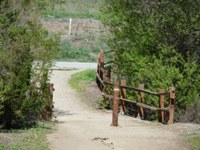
top-left (96, 51), bottom-right (175, 126)
top-left (37, 83), bottom-right (55, 119)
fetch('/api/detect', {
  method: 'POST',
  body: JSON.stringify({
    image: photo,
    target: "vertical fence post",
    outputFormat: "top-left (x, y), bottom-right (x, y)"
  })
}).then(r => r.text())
top-left (96, 54), bottom-right (100, 91)
top-left (138, 84), bottom-right (144, 119)
top-left (120, 80), bottom-right (127, 114)
top-left (104, 68), bottom-right (111, 105)
top-left (99, 50), bottom-right (104, 91)
top-left (49, 83), bottom-right (55, 100)
top-left (96, 50), bottom-right (104, 92)
top-left (159, 89), bottom-right (165, 123)
top-left (168, 87), bottom-right (175, 124)
top-left (112, 84), bottom-right (119, 126)
top-left (47, 83), bottom-right (55, 119)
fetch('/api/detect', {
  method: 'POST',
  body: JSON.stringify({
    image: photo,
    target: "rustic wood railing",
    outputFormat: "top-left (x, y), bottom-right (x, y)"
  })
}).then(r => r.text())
top-left (96, 50), bottom-right (175, 126)
top-left (37, 83), bottom-right (55, 119)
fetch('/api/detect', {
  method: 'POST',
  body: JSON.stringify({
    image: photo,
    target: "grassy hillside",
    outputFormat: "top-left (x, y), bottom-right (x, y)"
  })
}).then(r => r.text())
top-left (42, 0), bottom-right (108, 62)
top-left (43, 0), bottom-right (101, 19)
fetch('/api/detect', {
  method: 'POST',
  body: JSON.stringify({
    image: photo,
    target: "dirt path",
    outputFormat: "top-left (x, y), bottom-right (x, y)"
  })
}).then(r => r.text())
top-left (47, 70), bottom-right (192, 150)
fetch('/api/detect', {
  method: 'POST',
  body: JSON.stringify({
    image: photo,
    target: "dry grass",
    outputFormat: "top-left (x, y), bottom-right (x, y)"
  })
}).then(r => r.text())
top-left (0, 122), bottom-right (54, 150)
top-left (42, 18), bottom-right (108, 62)
top-left (42, 18), bottom-right (107, 46)
top-left (43, 0), bottom-right (101, 19)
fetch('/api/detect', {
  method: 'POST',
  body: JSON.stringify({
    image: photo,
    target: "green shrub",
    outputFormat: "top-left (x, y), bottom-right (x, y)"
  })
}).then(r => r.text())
top-left (0, 0), bottom-right (59, 129)
top-left (101, 0), bottom-right (200, 121)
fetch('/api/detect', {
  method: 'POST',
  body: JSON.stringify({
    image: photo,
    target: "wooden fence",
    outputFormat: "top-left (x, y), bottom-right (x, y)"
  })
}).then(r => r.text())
top-left (38, 83), bottom-right (55, 120)
top-left (47, 83), bottom-right (55, 118)
top-left (96, 51), bottom-right (175, 126)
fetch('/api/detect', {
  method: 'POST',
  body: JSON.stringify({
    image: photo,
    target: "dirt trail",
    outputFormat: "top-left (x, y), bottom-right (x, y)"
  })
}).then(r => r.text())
top-left (47, 70), bottom-right (192, 150)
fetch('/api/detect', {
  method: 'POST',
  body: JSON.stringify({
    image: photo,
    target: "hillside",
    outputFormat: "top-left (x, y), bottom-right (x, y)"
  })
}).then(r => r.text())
top-left (42, 0), bottom-right (108, 62)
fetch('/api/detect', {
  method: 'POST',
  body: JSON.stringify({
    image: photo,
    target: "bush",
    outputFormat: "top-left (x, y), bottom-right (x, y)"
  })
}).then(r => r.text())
top-left (0, 0), bottom-right (59, 129)
top-left (58, 41), bottom-right (100, 62)
top-left (101, 0), bottom-right (200, 121)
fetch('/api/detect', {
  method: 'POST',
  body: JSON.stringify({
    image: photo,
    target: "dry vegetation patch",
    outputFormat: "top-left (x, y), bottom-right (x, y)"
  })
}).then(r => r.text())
top-left (0, 123), bottom-right (54, 150)
top-left (42, 18), bottom-right (108, 62)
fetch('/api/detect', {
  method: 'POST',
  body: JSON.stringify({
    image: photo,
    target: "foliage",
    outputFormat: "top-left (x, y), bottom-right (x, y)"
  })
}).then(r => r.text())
top-left (97, 97), bottom-right (110, 109)
top-left (187, 135), bottom-right (200, 150)
top-left (101, 0), bottom-right (200, 121)
top-left (69, 69), bottom-right (96, 93)
top-left (0, 0), bottom-right (59, 129)
top-left (58, 41), bottom-right (98, 62)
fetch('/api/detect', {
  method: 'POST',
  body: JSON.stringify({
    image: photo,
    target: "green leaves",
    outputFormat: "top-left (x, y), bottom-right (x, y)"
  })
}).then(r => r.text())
top-left (101, 0), bottom-right (200, 121)
top-left (0, 0), bottom-right (58, 129)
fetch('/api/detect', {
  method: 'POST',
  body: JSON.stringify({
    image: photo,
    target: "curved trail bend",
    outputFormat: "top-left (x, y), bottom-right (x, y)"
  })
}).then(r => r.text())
top-left (47, 69), bottom-right (191, 150)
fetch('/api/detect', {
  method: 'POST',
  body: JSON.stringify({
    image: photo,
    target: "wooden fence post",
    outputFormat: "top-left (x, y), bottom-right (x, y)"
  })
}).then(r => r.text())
top-left (104, 68), bottom-right (111, 107)
top-left (159, 89), bottom-right (165, 123)
top-left (46, 83), bottom-right (55, 119)
top-left (168, 87), bottom-right (175, 124)
top-left (120, 80), bottom-right (127, 114)
top-left (138, 84), bottom-right (144, 119)
top-left (48, 83), bottom-right (55, 99)
top-left (99, 50), bottom-right (104, 91)
top-left (96, 50), bottom-right (104, 91)
top-left (112, 84), bottom-right (119, 126)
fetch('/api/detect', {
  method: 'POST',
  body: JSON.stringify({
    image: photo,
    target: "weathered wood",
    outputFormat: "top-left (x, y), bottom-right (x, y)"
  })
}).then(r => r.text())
top-left (102, 92), bottom-right (169, 112)
top-left (99, 72), bottom-right (103, 91)
top-left (120, 97), bottom-right (169, 112)
top-left (96, 49), bottom-right (176, 125)
top-left (120, 80), bottom-right (127, 113)
top-left (138, 84), bottom-right (144, 119)
top-left (112, 84), bottom-right (119, 126)
top-left (98, 49), bottom-right (104, 66)
top-left (168, 87), bottom-right (175, 124)
top-left (159, 89), bottom-right (165, 123)
top-left (96, 73), bottom-right (105, 86)
top-left (49, 83), bottom-right (55, 99)
top-left (97, 50), bottom-right (104, 91)
top-left (100, 67), bottom-right (104, 73)
top-left (120, 85), bottom-right (169, 96)
top-left (96, 54), bottom-right (101, 91)
top-left (104, 69), bottom-right (111, 105)
top-left (43, 83), bottom-right (55, 120)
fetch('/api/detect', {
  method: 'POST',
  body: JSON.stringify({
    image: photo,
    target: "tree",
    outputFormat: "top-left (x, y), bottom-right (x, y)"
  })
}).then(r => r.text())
top-left (0, 0), bottom-right (59, 129)
top-left (101, 0), bottom-right (200, 122)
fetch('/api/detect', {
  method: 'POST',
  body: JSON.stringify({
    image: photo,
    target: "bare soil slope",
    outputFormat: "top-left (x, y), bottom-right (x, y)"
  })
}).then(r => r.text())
top-left (47, 69), bottom-right (192, 150)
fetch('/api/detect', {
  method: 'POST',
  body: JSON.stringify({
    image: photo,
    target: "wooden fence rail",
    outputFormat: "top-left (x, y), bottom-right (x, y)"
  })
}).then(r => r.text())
top-left (96, 51), bottom-right (175, 126)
